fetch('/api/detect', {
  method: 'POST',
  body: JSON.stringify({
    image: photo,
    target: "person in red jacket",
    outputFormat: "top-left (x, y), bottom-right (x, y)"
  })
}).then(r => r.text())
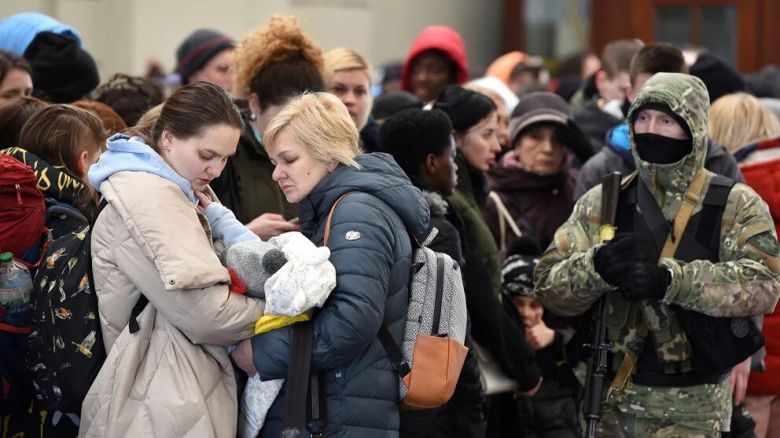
top-left (711, 92), bottom-right (780, 438)
top-left (401, 25), bottom-right (468, 103)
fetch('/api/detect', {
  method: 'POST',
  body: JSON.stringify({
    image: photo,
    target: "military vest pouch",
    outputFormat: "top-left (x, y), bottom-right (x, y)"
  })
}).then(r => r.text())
top-left (683, 312), bottom-right (764, 374)
top-left (621, 175), bottom-right (765, 377)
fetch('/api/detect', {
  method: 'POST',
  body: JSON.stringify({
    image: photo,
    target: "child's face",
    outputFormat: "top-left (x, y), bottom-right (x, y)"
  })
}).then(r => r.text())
top-left (512, 296), bottom-right (544, 328)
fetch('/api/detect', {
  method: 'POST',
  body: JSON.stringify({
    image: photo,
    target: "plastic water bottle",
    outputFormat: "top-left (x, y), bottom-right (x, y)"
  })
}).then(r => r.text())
top-left (0, 251), bottom-right (32, 310)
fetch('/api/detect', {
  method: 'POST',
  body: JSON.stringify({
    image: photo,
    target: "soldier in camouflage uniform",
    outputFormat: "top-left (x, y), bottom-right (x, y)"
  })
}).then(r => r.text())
top-left (535, 72), bottom-right (780, 437)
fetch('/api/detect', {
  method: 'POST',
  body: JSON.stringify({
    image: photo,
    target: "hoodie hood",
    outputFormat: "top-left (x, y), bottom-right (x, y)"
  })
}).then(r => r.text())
top-left (401, 26), bottom-right (468, 92)
top-left (298, 152), bottom-right (430, 241)
top-left (627, 73), bottom-right (709, 216)
top-left (88, 134), bottom-right (198, 204)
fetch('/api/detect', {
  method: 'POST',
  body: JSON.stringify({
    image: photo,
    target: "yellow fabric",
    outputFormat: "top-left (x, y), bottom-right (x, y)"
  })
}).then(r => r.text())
top-left (254, 313), bottom-right (310, 335)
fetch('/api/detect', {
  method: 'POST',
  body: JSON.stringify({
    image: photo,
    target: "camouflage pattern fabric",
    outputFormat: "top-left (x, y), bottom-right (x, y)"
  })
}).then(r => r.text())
top-left (535, 73), bottom-right (780, 431)
top-left (598, 380), bottom-right (731, 437)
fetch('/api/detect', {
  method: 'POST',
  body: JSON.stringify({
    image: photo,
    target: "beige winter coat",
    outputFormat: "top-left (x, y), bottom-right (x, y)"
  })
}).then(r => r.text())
top-left (78, 171), bottom-right (264, 438)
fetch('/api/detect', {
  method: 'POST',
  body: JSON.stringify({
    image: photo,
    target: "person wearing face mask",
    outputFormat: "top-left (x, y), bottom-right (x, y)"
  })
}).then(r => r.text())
top-left (574, 42), bottom-right (743, 201)
top-left (536, 72), bottom-right (780, 436)
top-left (485, 92), bottom-right (592, 256)
top-left (78, 82), bottom-right (265, 438)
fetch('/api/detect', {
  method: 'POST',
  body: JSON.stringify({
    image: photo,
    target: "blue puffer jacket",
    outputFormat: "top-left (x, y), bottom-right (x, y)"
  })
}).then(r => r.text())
top-left (251, 153), bottom-right (430, 438)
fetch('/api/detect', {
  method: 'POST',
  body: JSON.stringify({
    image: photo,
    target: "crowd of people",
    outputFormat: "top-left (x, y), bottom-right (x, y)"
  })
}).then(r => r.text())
top-left (1, 10), bottom-right (780, 438)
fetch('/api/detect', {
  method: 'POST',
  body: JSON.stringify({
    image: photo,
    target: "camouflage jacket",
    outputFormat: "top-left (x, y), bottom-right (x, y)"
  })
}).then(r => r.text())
top-left (535, 73), bottom-right (780, 364)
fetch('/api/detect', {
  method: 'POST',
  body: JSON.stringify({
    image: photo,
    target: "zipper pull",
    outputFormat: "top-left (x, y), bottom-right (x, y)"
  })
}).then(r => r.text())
top-left (15, 184), bottom-right (22, 205)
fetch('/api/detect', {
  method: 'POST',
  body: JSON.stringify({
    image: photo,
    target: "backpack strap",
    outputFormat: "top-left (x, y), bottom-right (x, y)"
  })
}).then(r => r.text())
top-left (693, 175), bottom-right (736, 255)
top-left (377, 325), bottom-right (411, 377)
top-left (324, 191), bottom-right (413, 380)
top-left (281, 320), bottom-right (315, 437)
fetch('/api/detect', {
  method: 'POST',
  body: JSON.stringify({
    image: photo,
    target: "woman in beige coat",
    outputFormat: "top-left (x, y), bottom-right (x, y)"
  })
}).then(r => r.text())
top-left (78, 82), bottom-right (265, 438)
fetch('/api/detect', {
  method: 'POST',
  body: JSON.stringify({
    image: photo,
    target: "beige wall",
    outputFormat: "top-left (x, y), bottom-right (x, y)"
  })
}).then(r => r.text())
top-left (0, 0), bottom-right (502, 83)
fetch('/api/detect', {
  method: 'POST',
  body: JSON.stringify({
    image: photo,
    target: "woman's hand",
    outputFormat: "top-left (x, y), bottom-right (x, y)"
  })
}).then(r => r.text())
top-left (246, 213), bottom-right (300, 240)
top-left (195, 191), bottom-right (213, 212)
top-left (231, 338), bottom-right (257, 376)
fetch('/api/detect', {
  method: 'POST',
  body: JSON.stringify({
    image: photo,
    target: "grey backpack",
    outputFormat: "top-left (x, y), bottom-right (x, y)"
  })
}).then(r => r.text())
top-left (324, 194), bottom-right (469, 409)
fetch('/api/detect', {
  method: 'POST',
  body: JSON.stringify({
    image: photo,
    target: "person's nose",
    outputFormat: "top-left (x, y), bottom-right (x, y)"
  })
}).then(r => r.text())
top-left (272, 165), bottom-right (284, 181)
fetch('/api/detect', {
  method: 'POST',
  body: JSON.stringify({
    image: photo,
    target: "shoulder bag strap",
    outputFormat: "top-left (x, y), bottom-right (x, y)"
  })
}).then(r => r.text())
top-left (660, 169), bottom-right (708, 259)
top-left (488, 191), bottom-right (522, 254)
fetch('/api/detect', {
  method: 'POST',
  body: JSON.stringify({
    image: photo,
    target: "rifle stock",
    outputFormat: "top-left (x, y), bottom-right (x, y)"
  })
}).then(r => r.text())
top-left (583, 172), bottom-right (621, 438)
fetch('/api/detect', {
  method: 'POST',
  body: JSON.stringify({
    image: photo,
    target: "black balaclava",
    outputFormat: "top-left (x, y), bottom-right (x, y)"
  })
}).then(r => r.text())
top-left (633, 103), bottom-right (693, 164)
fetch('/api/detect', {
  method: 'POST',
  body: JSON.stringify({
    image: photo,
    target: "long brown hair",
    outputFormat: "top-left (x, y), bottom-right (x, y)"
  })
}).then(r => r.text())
top-left (125, 81), bottom-right (242, 153)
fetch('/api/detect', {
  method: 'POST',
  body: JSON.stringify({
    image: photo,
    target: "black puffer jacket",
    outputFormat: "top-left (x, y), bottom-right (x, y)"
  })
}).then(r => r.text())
top-left (252, 153), bottom-right (429, 438)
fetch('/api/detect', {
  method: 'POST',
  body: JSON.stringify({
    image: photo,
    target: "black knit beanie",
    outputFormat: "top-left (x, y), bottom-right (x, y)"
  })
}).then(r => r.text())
top-left (689, 52), bottom-right (746, 104)
top-left (23, 31), bottom-right (99, 103)
top-left (175, 29), bottom-right (234, 84)
top-left (433, 85), bottom-right (496, 132)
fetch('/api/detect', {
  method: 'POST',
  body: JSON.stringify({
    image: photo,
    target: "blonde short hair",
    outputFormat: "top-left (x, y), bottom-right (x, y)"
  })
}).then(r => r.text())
top-left (710, 92), bottom-right (780, 153)
top-left (264, 92), bottom-right (361, 168)
top-left (323, 48), bottom-right (371, 84)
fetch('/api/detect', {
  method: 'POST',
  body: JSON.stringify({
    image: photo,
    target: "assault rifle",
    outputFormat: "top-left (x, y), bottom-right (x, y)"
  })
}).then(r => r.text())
top-left (583, 172), bottom-right (621, 438)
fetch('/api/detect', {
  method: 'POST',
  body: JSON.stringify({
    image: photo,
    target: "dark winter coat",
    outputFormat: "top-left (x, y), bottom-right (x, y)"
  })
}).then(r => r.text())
top-left (360, 117), bottom-right (382, 153)
top-left (445, 154), bottom-right (541, 393)
top-left (571, 98), bottom-right (623, 152)
top-left (574, 126), bottom-right (744, 200)
top-left (210, 101), bottom-right (297, 224)
top-left (485, 151), bottom-right (577, 253)
top-left (251, 153), bottom-right (429, 438)
top-left (447, 152), bottom-right (501, 295)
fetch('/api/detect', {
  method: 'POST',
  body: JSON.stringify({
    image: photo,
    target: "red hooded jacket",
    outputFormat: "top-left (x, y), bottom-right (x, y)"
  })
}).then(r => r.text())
top-left (401, 25), bottom-right (468, 92)
top-left (738, 138), bottom-right (780, 395)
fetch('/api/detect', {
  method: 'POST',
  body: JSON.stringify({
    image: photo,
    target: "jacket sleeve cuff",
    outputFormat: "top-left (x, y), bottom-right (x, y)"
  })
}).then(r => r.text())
top-left (252, 326), bottom-right (293, 380)
top-left (659, 258), bottom-right (682, 305)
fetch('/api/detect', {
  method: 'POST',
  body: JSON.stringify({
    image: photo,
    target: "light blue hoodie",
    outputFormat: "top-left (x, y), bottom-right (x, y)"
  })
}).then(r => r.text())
top-left (88, 133), bottom-right (257, 246)
top-left (88, 134), bottom-right (198, 204)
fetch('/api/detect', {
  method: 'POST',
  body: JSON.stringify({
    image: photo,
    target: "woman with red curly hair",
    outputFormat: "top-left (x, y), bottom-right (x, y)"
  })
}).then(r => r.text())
top-left (211, 15), bottom-right (324, 240)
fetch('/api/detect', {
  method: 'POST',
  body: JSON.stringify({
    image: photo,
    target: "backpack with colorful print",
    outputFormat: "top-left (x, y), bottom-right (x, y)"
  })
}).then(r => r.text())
top-left (25, 216), bottom-right (105, 414)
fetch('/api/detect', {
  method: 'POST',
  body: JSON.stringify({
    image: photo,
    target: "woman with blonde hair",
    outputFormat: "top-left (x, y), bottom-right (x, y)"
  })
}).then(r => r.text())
top-left (323, 47), bottom-right (380, 152)
top-left (324, 47), bottom-right (380, 152)
top-left (711, 92), bottom-right (780, 438)
top-left (710, 92), bottom-right (780, 155)
top-left (233, 92), bottom-right (428, 437)
top-left (211, 15), bottom-right (324, 239)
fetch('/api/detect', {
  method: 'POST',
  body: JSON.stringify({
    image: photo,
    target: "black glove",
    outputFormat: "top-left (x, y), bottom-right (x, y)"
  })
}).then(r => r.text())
top-left (555, 120), bottom-right (595, 164)
top-left (620, 263), bottom-right (670, 301)
top-left (593, 234), bottom-right (638, 286)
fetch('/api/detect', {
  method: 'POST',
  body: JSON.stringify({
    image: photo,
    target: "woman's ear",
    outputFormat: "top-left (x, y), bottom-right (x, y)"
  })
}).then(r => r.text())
top-left (161, 129), bottom-right (174, 152)
top-left (77, 150), bottom-right (91, 180)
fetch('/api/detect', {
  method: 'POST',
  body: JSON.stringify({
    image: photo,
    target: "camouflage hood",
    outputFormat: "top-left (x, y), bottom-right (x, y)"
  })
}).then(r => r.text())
top-left (627, 73), bottom-right (710, 217)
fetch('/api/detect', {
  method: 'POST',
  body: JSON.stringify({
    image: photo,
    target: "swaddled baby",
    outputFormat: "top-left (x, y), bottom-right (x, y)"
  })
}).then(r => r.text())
top-left (203, 202), bottom-right (336, 438)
